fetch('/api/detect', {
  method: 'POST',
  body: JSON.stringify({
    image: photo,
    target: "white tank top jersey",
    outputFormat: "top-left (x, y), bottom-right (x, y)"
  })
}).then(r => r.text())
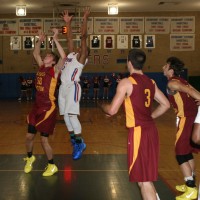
top-left (61, 52), bottom-right (88, 85)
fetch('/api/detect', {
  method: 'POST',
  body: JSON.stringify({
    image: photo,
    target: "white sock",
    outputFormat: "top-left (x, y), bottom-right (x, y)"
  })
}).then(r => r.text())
top-left (184, 176), bottom-right (193, 182)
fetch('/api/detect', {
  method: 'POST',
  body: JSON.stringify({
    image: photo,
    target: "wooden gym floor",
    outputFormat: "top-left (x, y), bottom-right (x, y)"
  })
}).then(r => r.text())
top-left (0, 99), bottom-right (199, 199)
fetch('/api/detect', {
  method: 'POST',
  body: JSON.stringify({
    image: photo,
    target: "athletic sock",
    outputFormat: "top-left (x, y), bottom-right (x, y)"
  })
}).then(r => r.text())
top-left (69, 131), bottom-right (75, 140)
top-left (27, 152), bottom-right (32, 158)
top-left (185, 176), bottom-right (196, 187)
top-left (192, 171), bottom-right (196, 182)
top-left (48, 159), bottom-right (54, 164)
top-left (75, 136), bottom-right (82, 143)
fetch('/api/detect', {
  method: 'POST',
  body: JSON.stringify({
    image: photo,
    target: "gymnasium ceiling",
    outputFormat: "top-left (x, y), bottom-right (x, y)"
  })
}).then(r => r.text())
top-left (1, 0), bottom-right (200, 15)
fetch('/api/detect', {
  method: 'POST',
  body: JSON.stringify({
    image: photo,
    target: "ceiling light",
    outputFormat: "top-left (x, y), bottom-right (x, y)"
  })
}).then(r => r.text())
top-left (16, 5), bottom-right (26, 16)
top-left (108, 3), bottom-right (118, 15)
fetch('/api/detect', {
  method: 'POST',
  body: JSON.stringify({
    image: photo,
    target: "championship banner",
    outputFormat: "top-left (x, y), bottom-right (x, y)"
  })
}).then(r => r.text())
top-left (18, 18), bottom-right (43, 35)
top-left (120, 17), bottom-right (144, 34)
top-left (44, 18), bottom-right (65, 35)
top-left (71, 17), bottom-right (93, 34)
top-left (170, 34), bottom-right (195, 51)
top-left (94, 17), bottom-right (119, 34)
top-left (0, 19), bottom-right (18, 35)
top-left (145, 17), bottom-right (170, 34)
top-left (171, 17), bottom-right (195, 33)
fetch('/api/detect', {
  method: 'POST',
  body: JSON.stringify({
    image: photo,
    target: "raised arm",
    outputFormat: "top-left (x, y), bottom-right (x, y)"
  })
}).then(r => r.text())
top-left (52, 28), bottom-right (66, 75)
top-left (79, 7), bottom-right (90, 65)
top-left (61, 10), bottom-right (74, 53)
top-left (33, 32), bottom-right (45, 67)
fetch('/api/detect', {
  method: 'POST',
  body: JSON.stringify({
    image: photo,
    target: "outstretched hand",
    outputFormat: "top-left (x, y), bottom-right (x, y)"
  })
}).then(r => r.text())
top-left (52, 28), bottom-right (59, 40)
top-left (38, 32), bottom-right (46, 42)
top-left (61, 10), bottom-right (73, 23)
top-left (83, 7), bottom-right (90, 20)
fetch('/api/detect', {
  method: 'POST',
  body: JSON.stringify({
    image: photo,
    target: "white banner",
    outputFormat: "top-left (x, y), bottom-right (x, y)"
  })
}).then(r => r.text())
top-left (94, 17), bottom-right (119, 34)
top-left (170, 34), bottom-right (195, 51)
top-left (44, 19), bottom-right (65, 35)
top-left (71, 17), bottom-right (93, 34)
top-left (171, 17), bottom-right (195, 33)
top-left (0, 19), bottom-right (18, 35)
top-left (120, 17), bottom-right (144, 34)
top-left (19, 18), bottom-right (43, 35)
top-left (145, 17), bottom-right (170, 34)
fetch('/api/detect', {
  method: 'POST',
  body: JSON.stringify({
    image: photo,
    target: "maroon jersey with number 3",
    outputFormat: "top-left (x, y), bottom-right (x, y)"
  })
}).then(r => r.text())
top-left (124, 73), bottom-right (159, 182)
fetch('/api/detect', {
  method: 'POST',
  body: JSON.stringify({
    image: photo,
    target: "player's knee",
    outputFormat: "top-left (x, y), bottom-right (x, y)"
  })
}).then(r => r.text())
top-left (26, 133), bottom-right (35, 141)
top-left (28, 124), bottom-right (37, 134)
top-left (69, 114), bottom-right (81, 134)
top-left (176, 154), bottom-right (193, 165)
top-left (192, 131), bottom-right (200, 145)
top-left (64, 114), bottom-right (71, 126)
top-left (40, 132), bottom-right (49, 138)
top-left (138, 182), bottom-right (152, 189)
top-left (40, 132), bottom-right (49, 144)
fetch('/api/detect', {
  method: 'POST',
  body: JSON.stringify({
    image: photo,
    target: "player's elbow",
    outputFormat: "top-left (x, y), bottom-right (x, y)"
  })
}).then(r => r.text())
top-left (165, 101), bottom-right (170, 110)
top-left (108, 108), bottom-right (118, 116)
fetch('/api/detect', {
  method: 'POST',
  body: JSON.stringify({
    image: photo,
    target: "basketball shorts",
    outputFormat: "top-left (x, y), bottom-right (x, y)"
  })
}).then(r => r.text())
top-left (128, 123), bottom-right (159, 182)
top-left (194, 106), bottom-right (200, 124)
top-left (58, 82), bottom-right (81, 115)
top-left (27, 103), bottom-right (57, 135)
top-left (175, 116), bottom-right (200, 155)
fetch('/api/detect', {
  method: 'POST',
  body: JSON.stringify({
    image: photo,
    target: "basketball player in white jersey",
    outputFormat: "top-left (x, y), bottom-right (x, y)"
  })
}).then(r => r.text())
top-left (58, 8), bottom-right (90, 160)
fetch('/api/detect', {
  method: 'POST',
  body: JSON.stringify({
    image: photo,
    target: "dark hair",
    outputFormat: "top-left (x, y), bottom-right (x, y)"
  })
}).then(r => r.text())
top-left (166, 57), bottom-right (184, 76)
top-left (51, 51), bottom-right (59, 64)
top-left (128, 49), bottom-right (146, 70)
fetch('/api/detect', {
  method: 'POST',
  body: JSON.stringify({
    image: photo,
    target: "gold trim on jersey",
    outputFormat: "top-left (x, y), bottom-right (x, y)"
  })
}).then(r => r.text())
top-left (49, 78), bottom-right (57, 102)
top-left (175, 117), bottom-right (186, 145)
top-left (128, 76), bottom-right (137, 85)
top-left (174, 92), bottom-right (184, 117)
top-left (129, 126), bottom-right (141, 174)
top-left (125, 97), bottom-right (135, 128)
top-left (36, 78), bottom-right (57, 127)
top-left (36, 104), bottom-right (56, 127)
top-left (124, 76), bottom-right (137, 128)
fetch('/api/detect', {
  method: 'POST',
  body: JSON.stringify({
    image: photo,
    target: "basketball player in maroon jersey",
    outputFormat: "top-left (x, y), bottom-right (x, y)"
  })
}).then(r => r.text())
top-left (102, 49), bottom-right (170, 200)
top-left (163, 57), bottom-right (200, 200)
top-left (24, 28), bottom-right (66, 176)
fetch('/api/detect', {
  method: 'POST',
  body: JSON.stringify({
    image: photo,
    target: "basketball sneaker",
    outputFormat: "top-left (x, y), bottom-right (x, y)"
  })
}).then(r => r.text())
top-left (42, 164), bottom-right (58, 176)
top-left (176, 184), bottom-right (187, 192)
top-left (24, 155), bottom-right (36, 173)
top-left (73, 141), bottom-right (86, 160)
top-left (176, 186), bottom-right (197, 200)
top-left (71, 138), bottom-right (76, 146)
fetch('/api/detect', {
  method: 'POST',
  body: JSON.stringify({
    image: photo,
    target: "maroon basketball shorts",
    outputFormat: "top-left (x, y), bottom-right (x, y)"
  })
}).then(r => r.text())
top-left (128, 123), bottom-right (159, 182)
top-left (175, 116), bottom-right (199, 155)
top-left (27, 103), bottom-right (57, 135)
